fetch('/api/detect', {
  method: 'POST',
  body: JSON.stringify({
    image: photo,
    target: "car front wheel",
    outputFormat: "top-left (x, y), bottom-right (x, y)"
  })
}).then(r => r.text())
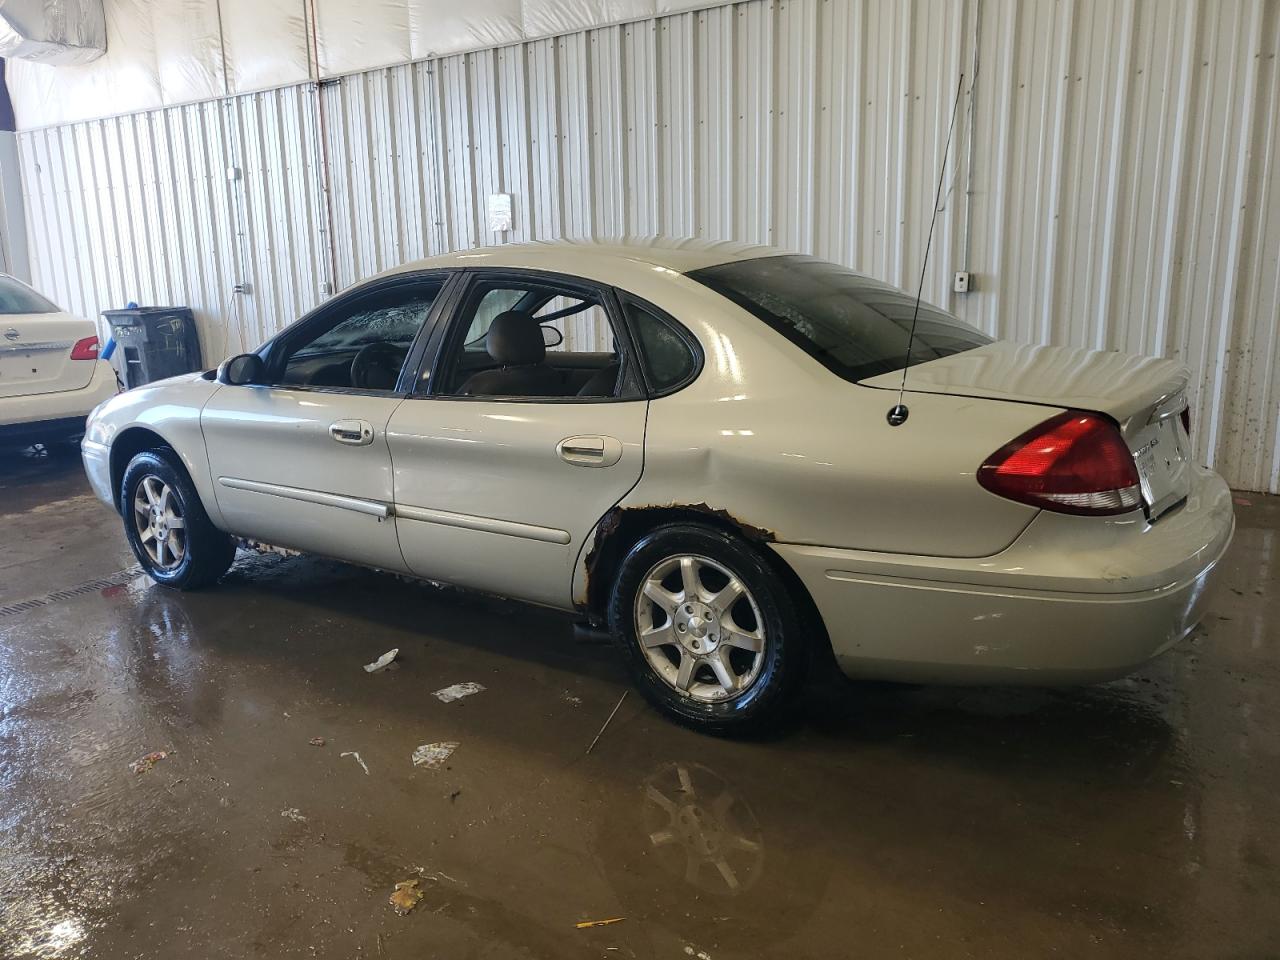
top-left (121, 449), bottom-right (236, 589)
top-left (608, 523), bottom-right (807, 735)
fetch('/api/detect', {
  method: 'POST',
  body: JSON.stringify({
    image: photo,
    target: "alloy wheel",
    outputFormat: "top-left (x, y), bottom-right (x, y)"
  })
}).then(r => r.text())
top-left (132, 475), bottom-right (187, 571)
top-left (633, 553), bottom-right (767, 703)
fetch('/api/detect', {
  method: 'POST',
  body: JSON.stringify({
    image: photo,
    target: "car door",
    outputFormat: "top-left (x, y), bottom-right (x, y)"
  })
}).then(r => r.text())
top-left (386, 270), bottom-right (648, 609)
top-left (201, 272), bottom-right (453, 571)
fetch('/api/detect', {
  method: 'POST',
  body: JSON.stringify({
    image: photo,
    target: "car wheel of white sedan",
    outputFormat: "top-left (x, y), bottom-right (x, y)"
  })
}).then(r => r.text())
top-left (609, 523), bottom-right (807, 735)
top-left (121, 450), bottom-right (236, 590)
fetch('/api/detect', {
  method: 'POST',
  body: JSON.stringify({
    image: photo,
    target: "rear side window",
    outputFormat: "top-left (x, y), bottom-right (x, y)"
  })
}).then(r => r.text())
top-left (624, 299), bottom-right (699, 393)
top-left (0, 277), bottom-right (59, 314)
top-left (688, 255), bottom-right (990, 382)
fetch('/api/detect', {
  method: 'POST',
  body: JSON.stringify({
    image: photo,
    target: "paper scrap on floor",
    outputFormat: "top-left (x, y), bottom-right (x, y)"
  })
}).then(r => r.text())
top-left (434, 682), bottom-right (485, 703)
top-left (412, 742), bottom-right (459, 768)
top-left (364, 649), bottom-right (399, 673)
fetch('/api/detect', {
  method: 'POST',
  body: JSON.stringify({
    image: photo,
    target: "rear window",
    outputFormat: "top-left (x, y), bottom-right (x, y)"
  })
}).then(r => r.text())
top-left (688, 255), bottom-right (991, 382)
top-left (0, 276), bottom-right (59, 314)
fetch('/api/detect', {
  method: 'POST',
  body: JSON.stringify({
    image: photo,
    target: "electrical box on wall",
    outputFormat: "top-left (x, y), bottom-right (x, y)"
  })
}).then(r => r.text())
top-left (953, 271), bottom-right (972, 294)
top-left (488, 193), bottom-right (512, 233)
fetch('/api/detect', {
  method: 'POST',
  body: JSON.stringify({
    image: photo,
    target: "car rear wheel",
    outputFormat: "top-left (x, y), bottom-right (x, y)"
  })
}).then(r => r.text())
top-left (121, 449), bottom-right (236, 589)
top-left (608, 523), bottom-right (807, 735)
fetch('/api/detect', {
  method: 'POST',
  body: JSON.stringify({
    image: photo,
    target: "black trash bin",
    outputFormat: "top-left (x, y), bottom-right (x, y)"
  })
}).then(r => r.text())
top-left (102, 306), bottom-right (203, 389)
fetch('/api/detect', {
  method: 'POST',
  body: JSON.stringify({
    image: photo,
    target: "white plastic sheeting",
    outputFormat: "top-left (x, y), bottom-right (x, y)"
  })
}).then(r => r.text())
top-left (0, 0), bottom-right (105, 65)
top-left (5, 0), bottom-right (739, 127)
top-left (15, 0), bottom-right (1280, 492)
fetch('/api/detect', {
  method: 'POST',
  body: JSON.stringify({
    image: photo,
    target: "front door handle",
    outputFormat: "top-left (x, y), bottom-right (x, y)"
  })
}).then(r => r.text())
top-left (558, 435), bottom-right (623, 467)
top-left (329, 419), bottom-right (375, 446)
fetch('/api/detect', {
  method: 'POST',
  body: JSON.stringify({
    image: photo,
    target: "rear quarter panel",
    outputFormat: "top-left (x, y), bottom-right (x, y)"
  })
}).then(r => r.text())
top-left (609, 276), bottom-right (1056, 558)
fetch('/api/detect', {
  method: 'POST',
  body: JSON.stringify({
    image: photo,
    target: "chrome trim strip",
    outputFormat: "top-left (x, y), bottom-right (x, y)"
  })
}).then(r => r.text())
top-left (395, 503), bottom-right (571, 545)
top-left (0, 339), bottom-right (74, 353)
top-left (218, 476), bottom-right (391, 519)
top-left (1146, 389), bottom-right (1189, 424)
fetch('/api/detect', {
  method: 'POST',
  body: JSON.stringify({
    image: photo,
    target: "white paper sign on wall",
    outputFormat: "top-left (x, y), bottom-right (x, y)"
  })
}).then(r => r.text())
top-left (488, 193), bottom-right (513, 233)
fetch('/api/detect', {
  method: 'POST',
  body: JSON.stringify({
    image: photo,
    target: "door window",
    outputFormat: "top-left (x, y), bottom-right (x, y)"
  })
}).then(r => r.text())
top-left (434, 277), bottom-right (638, 400)
top-left (275, 280), bottom-right (444, 391)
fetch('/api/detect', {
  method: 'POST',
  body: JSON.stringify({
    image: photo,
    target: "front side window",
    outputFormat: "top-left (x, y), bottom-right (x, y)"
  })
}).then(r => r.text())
top-left (434, 277), bottom-right (637, 400)
top-left (688, 255), bottom-right (991, 383)
top-left (276, 280), bottom-right (443, 390)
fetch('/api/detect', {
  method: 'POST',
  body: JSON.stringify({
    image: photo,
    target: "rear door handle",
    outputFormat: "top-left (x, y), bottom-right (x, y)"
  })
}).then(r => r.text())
top-left (329, 419), bottom-right (375, 446)
top-left (558, 435), bottom-right (623, 467)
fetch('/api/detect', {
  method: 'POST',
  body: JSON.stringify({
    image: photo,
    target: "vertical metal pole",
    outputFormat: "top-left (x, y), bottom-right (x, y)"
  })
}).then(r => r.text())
top-left (960, 0), bottom-right (982, 272)
top-left (307, 0), bottom-right (340, 298)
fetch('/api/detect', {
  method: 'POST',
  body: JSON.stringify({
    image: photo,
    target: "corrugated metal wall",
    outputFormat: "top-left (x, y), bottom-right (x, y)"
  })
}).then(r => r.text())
top-left (16, 0), bottom-right (1280, 492)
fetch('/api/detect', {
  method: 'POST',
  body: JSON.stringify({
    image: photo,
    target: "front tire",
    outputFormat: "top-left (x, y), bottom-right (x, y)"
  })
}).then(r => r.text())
top-left (607, 523), bottom-right (808, 735)
top-left (121, 449), bottom-right (236, 589)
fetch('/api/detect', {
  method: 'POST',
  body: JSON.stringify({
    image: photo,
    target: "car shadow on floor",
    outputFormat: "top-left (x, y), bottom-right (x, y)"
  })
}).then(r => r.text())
top-left (198, 548), bottom-right (1181, 781)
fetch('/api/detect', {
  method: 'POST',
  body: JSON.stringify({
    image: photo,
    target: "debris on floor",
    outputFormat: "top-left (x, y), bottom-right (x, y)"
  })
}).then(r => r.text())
top-left (129, 750), bottom-right (171, 775)
top-left (575, 917), bottom-right (625, 929)
top-left (412, 742), bottom-right (459, 769)
top-left (684, 946), bottom-right (713, 959)
top-left (309, 737), bottom-right (326, 747)
top-left (340, 750), bottom-right (371, 775)
top-left (585, 691), bottom-right (628, 755)
top-left (433, 681), bottom-right (485, 703)
top-left (364, 648), bottom-right (399, 673)
top-left (389, 879), bottom-right (423, 915)
top-left (563, 692), bottom-right (583, 706)
top-left (280, 808), bottom-right (307, 823)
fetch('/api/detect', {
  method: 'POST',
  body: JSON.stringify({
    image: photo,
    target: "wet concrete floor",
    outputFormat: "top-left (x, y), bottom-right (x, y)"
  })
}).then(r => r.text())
top-left (1, 446), bottom-right (1278, 959)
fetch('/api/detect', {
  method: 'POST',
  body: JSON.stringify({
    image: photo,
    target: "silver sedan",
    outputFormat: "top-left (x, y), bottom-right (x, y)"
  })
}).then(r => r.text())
top-left (82, 239), bottom-right (1234, 734)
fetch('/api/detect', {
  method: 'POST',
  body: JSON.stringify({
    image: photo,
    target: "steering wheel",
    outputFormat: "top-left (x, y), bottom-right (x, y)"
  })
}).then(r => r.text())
top-left (350, 341), bottom-right (408, 390)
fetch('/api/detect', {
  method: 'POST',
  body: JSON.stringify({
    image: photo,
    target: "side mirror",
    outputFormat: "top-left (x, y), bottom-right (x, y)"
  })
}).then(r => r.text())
top-left (216, 353), bottom-right (265, 386)
top-left (540, 325), bottom-right (564, 348)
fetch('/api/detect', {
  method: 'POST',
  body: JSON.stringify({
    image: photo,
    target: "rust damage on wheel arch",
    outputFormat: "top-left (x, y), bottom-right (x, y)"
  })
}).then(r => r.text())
top-left (578, 503), bottom-right (777, 620)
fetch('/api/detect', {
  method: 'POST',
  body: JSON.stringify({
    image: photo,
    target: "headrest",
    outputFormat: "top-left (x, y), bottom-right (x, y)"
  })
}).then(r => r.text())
top-left (486, 311), bottom-right (546, 366)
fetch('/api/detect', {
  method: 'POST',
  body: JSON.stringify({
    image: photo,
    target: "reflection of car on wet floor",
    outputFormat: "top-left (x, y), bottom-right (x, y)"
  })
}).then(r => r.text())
top-left (81, 239), bottom-right (1234, 733)
top-left (642, 762), bottom-right (765, 895)
top-left (597, 759), bottom-right (832, 953)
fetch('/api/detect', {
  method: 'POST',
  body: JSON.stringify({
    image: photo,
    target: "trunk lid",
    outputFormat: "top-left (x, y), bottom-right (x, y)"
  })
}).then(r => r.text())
top-left (0, 312), bottom-right (98, 399)
top-left (863, 340), bottom-right (1193, 520)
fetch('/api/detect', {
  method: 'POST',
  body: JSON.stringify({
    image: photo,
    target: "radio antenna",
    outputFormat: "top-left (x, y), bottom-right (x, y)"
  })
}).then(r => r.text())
top-left (887, 72), bottom-right (966, 427)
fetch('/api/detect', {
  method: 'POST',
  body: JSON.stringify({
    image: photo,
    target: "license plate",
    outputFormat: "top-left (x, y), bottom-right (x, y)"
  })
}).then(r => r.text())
top-left (1134, 417), bottom-right (1190, 521)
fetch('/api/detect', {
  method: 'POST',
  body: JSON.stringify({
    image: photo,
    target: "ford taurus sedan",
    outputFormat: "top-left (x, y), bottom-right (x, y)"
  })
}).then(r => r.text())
top-left (82, 239), bottom-right (1235, 733)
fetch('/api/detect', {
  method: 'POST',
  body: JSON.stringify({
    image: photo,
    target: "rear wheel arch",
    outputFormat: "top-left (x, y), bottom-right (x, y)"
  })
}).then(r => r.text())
top-left (582, 504), bottom-right (833, 666)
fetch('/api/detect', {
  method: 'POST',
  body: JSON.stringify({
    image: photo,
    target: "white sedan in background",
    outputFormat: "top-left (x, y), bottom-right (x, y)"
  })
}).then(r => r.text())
top-left (81, 240), bottom-right (1234, 734)
top-left (0, 275), bottom-right (117, 449)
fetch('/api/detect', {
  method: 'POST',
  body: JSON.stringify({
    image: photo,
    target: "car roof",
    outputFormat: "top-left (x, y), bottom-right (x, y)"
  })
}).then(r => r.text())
top-left (376, 236), bottom-right (790, 280)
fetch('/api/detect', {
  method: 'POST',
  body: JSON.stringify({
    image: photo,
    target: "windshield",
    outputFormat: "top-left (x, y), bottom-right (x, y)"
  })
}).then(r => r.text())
top-left (688, 255), bottom-right (991, 382)
top-left (0, 276), bottom-right (59, 315)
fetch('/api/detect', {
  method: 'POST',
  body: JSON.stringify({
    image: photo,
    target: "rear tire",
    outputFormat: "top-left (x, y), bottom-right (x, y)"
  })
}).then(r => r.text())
top-left (607, 523), bottom-right (807, 735)
top-left (121, 449), bottom-right (236, 590)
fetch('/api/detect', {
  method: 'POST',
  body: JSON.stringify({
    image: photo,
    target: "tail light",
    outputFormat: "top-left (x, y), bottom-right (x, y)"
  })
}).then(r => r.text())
top-left (978, 411), bottom-right (1141, 516)
top-left (70, 336), bottom-right (100, 361)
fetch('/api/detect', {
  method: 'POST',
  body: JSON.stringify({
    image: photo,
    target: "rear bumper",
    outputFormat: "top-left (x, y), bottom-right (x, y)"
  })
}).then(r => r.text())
top-left (774, 466), bottom-right (1235, 683)
top-left (0, 361), bottom-right (117, 436)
